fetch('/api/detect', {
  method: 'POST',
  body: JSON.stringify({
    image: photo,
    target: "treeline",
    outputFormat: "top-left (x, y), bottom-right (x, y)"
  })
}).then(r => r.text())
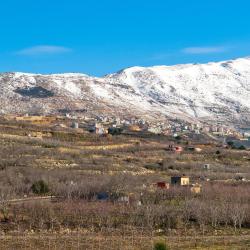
top-left (1, 179), bottom-right (249, 233)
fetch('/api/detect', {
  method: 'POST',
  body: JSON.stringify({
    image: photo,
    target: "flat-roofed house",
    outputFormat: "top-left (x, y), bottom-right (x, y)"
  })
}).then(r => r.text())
top-left (171, 176), bottom-right (190, 186)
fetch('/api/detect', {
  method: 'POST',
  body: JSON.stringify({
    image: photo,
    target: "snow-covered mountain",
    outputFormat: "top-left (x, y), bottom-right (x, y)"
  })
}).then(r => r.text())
top-left (1, 57), bottom-right (250, 126)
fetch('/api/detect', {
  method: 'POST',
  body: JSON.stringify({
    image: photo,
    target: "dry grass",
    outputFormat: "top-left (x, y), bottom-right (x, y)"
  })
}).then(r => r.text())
top-left (0, 117), bottom-right (249, 249)
top-left (0, 233), bottom-right (249, 250)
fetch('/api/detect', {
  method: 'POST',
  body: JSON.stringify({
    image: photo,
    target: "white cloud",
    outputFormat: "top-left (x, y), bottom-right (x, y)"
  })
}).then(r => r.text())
top-left (182, 46), bottom-right (226, 54)
top-left (16, 45), bottom-right (72, 56)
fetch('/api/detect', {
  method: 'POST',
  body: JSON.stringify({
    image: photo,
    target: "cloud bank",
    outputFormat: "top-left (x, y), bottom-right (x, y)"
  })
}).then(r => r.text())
top-left (182, 46), bottom-right (226, 54)
top-left (16, 45), bottom-right (72, 56)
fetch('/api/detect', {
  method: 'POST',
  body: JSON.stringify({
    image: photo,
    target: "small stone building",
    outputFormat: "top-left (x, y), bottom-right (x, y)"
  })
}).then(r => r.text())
top-left (171, 176), bottom-right (190, 186)
top-left (203, 164), bottom-right (210, 170)
top-left (156, 182), bottom-right (170, 189)
top-left (190, 183), bottom-right (202, 194)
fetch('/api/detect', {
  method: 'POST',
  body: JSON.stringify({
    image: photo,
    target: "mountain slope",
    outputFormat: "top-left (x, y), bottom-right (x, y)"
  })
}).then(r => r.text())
top-left (0, 57), bottom-right (250, 126)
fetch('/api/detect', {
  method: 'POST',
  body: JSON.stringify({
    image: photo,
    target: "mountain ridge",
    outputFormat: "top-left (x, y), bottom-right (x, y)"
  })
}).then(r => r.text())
top-left (3, 56), bottom-right (250, 77)
top-left (1, 57), bottom-right (250, 128)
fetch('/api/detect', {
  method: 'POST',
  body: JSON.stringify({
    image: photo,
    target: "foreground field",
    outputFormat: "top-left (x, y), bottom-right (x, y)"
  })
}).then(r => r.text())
top-left (1, 233), bottom-right (250, 250)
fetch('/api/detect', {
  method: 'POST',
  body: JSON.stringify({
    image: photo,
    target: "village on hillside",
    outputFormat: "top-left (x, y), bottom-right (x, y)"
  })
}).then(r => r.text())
top-left (8, 112), bottom-right (250, 148)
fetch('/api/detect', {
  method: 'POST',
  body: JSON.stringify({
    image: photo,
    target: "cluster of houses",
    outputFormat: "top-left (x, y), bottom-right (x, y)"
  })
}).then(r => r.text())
top-left (154, 175), bottom-right (202, 194)
top-left (95, 175), bottom-right (202, 206)
top-left (6, 112), bottom-right (249, 141)
top-left (70, 115), bottom-right (243, 139)
top-left (62, 114), bottom-right (249, 144)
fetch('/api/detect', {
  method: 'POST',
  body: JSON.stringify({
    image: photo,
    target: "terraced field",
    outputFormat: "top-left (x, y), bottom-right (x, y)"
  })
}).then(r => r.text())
top-left (0, 117), bottom-right (249, 249)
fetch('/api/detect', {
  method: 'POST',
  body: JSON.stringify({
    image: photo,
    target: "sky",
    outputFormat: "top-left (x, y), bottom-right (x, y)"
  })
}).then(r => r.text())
top-left (1, 0), bottom-right (250, 76)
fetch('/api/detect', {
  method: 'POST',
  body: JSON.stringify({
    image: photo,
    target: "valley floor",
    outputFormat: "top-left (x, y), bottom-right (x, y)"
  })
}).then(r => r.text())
top-left (0, 116), bottom-right (249, 249)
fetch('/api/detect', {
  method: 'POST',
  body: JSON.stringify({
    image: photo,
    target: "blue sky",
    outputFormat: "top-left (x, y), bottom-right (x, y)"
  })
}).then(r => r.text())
top-left (1, 0), bottom-right (250, 76)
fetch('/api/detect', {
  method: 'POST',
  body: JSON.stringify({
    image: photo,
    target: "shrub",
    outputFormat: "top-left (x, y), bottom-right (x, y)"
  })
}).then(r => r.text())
top-left (227, 141), bottom-right (234, 147)
top-left (238, 145), bottom-right (246, 150)
top-left (31, 180), bottom-right (49, 195)
top-left (154, 242), bottom-right (169, 250)
top-left (108, 127), bottom-right (123, 135)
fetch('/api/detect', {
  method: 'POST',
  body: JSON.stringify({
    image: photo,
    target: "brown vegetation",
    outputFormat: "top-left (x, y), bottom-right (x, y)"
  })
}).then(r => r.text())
top-left (0, 117), bottom-right (249, 249)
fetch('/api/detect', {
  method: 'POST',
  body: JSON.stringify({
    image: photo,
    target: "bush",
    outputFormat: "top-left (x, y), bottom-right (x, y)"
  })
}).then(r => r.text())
top-left (31, 180), bottom-right (49, 195)
top-left (238, 145), bottom-right (246, 150)
top-left (154, 242), bottom-right (169, 250)
top-left (108, 127), bottom-right (123, 135)
top-left (175, 136), bottom-right (181, 141)
top-left (227, 141), bottom-right (234, 147)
